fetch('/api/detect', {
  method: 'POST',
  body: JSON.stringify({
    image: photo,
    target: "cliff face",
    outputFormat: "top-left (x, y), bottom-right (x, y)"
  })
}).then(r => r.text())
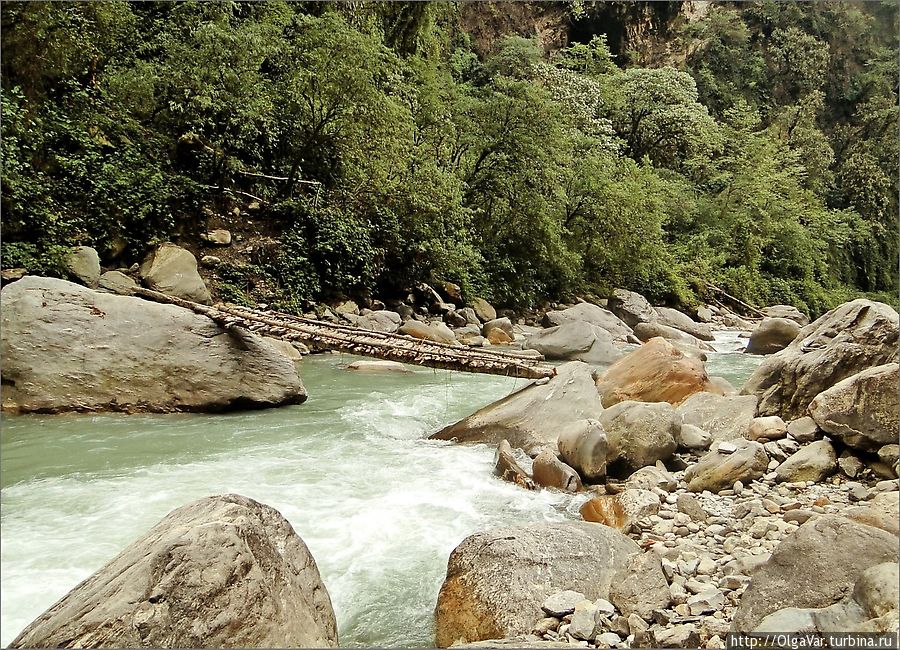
top-left (458, 0), bottom-right (710, 65)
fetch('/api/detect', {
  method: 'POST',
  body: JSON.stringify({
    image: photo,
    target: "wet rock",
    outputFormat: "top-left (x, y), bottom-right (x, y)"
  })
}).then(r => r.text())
top-left (775, 440), bottom-right (837, 483)
top-left (609, 551), bottom-right (672, 619)
top-left (809, 363), bottom-right (899, 452)
top-left (676, 392), bottom-right (758, 442)
top-left (431, 362), bottom-right (603, 454)
top-left (65, 245), bottom-right (101, 288)
top-left (434, 522), bottom-right (639, 646)
top-left (557, 419), bottom-right (608, 482)
top-left (684, 440), bottom-right (769, 493)
top-left (494, 440), bottom-right (536, 490)
top-left (742, 299), bottom-right (899, 421)
top-left (597, 338), bottom-right (720, 408)
top-left (747, 416), bottom-right (788, 442)
top-left (533, 450), bottom-right (582, 492)
top-left (655, 307), bottom-right (714, 341)
top-left (524, 321), bottom-right (622, 365)
top-left (607, 289), bottom-right (657, 328)
top-left (598, 401), bottom-right (679, 472)
top-left (346, 360), bottom-right (410, 374)
top-left (745, 317), bottom-right (801, 355)
top-left (732, 515), bottom-right (900, 632)
top-left (9, 494), bottom-right (338, 648)
top-left (543, 303), bottom-right (634, 342)
top-left (140, 243), bottom-right (211, 304)
top-left (1, 277), bottom-right (306, 414)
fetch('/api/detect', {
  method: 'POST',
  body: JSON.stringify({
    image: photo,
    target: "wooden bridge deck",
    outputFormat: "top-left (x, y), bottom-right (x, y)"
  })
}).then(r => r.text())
top-left (133, 288), bottom-right (556, 380)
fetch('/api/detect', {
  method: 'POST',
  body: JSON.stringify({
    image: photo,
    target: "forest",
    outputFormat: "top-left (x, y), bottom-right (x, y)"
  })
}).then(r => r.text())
top-left (1, 1), bottom-right (897, 316)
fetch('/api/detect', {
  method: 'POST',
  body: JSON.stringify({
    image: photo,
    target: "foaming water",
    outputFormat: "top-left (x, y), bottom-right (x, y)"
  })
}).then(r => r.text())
top-left (706, 330), bottom-right (761, 389)
top-left (0, 356), bottom-right (567, 648)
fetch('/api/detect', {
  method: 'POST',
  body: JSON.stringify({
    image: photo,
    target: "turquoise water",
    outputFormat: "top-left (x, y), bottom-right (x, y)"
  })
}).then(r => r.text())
top-left (0, 336), bottom-right (759, 647)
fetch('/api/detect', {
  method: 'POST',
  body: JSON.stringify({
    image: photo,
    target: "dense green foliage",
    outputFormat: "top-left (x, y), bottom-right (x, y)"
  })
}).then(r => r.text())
top-left (2, 1), bottom-right (897, 314)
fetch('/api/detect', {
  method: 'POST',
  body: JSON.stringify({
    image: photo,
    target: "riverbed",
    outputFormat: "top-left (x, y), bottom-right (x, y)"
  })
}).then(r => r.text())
top-left (0, 333), bottom-right (759, 647)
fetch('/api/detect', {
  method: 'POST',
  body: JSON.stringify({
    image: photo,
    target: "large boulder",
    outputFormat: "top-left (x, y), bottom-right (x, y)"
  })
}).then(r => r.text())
top-left (472, 298), bottom-right (497, 323)
top-left (808, 363), bottom-right (900, 452)
top-left (676, 392), bottom-right (758, 442)
top-left (356, 309), bottom-right (402, 333)
top-left (762, 305), bottom-right (810, 326)
top-left (524, 321), bottom-right (622, 366)
top-left (598, 401), bottom-right (679, 472)
top-left (0, 277), bottom-right (306, 414)
top-left (633, 321), bottom-right (715, 352)
top-left (732, 515), bottom-right (900, 633)
top-left (557, 419), bottom-right (608, 481)
top-left (542, 303), bottom-right (634, 342)
top-left (532, 450), bottom-right (582, 492)
top-left (741, 299), bottom-right (899, 421)
top-left (433, 522), bottom-right (639, 647)
top-left (774, 439), bottom-right (837, 483)
top-left (745, 317), bottom-right (801, 355)
top-left (430, 362), bottom-right (603, 454)
top-left (65, 245), bottom-right (101, 288)
top-left (595, 337), bottom-right (719, 408)
top-left (10, 494), bottom-right (338, 648)
top-left (399, 320), bottom-right (457, 344)
top-left (654, 307), bottom-right (714, 341)
top-left (140, 243), bottom-right (212, 304)
top-left (684, 440), bottom-right (769, 493)
top-left (607, 289), bottom-right (657, 328)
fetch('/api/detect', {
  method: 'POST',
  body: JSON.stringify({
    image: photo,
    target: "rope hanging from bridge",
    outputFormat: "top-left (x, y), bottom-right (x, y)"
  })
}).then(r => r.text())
top-left (131, 287), bottom-right (557, 380)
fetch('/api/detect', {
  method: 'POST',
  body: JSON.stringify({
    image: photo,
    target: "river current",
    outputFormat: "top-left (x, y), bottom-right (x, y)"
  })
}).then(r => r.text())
top-left (0, 332), bottom-right (759, 646)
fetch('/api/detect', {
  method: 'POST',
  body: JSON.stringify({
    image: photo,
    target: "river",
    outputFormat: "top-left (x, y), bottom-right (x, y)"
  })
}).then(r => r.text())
top-left (0, 332), bottom-right (759, 647)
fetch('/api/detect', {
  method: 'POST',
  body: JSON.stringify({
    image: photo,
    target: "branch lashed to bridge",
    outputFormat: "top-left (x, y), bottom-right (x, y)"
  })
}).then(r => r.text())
top-left (132, 288), bottom-right (556, 380)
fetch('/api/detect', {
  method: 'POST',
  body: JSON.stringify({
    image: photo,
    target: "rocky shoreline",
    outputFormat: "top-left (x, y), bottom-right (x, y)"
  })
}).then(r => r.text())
top-left (2, 244), bottom-right (898, 649)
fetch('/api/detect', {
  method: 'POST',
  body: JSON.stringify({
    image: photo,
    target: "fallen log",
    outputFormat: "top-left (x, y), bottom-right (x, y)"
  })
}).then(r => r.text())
top-left (131, 288), bottom-right (556, 380)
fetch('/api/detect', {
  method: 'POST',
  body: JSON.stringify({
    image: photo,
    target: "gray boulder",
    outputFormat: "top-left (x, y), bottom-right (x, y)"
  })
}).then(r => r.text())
top-left (542, 303), bottom-right (634, 342)
top-left (98, 270), bottom-right (137, 295)
top-left (654, 307), bottom-right (714, 341)
top-left (607, 289), bottom-right (657, 328)
top-left (598, 401), bottom-right (680, 472)
top-left (609, 552), bottom-right (672, 620)
top-left (434, 522), bottom-right (639, 646)
top-left (676, 392), bottom-right (758, 442)
top-left (775, 440), bottom-right (837, 483)
top-left (634, 321), bottom-right (715, 352)
top-left (10, 494), bottom-right (338, 648)
top-left (732, 515), bottom-right (899, 632)
top-left (741, 299), bottom-right (899, 421)
top-left (494, 440), bottom-right (536, 490)
top-left (140, 243), bottom-right (211, 304)
top-left (809, 363), bottom-right (900, 452)
top-left (472, 297), bottom-right (496, 323)
top-left (430, 362), bottom-right (603, 454)
top-left (399, 319), bottom-right (457, 344)
top-left (532, 450), bottom-right (582, 492)
top-left (557, 419), bottom-right (608, 481)
top-left (746, 317), bottom-right (802, 355)
top-left (684, 440), bottom-right (768, 493)
top-left (483, 317), bottom-right (514, 339)
top-left (762, 304), bottom-right (810, 326)
top-left (524, 321), bottom-right (622, 365)
top-left (0, 277), bottom-right (306, 414)
top-left (65, 245), bottom-right (101, 288)
top-left (356, 309), bottom-right (402, 333)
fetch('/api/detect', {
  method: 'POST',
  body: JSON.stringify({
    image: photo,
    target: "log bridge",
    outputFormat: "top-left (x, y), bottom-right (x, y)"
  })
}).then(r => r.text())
top-left (132, 287), bottom-right (556, 380)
